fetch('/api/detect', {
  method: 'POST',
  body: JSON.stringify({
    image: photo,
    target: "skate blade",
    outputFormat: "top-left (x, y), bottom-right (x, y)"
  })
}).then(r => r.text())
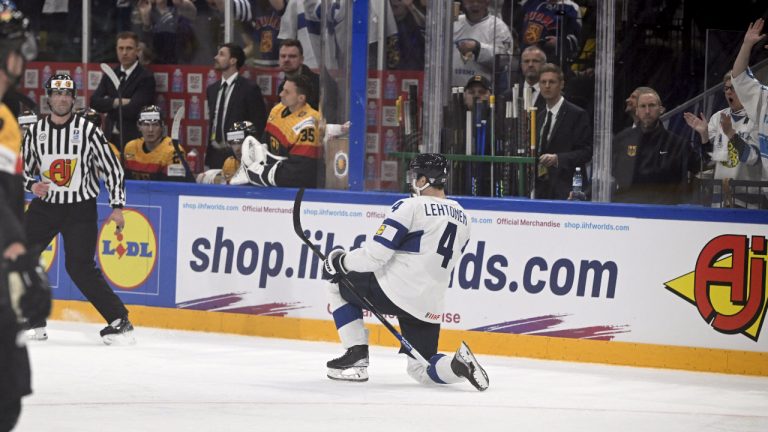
top-left (459, 342), bottom-right (489, 391)
top-left (102, 331), bottom-right (136, 346)
top-left (327, 367), bottom-right (369, 382)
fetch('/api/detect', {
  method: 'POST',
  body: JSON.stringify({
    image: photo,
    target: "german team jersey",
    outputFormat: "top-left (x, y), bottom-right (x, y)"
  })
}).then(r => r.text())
top-left (263, 102), bottom-right (323, 188)
top-left (123, 136), bottom-right (186, 181)
top-left (0, 104), bottom-right (22, 175)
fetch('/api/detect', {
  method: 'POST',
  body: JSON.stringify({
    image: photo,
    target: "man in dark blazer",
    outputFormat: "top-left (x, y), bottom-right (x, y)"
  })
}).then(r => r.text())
top-left (534, 63), bottom-right (592, 200)
top-left (90, 31), bottom-right (156, 150)
top-left (205, 43), bottom-right (267, 169)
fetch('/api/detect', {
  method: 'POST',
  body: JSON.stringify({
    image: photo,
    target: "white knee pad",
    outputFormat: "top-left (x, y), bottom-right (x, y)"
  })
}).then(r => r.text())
top-left (197, 169), bottom-right (223, 184)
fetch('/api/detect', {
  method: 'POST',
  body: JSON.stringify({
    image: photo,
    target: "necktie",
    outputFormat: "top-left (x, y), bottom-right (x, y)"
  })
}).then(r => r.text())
top-left (214, 81), bottom-right (228, 142)
top-left (540, 110), bottom-right (552, 152)
top-left (118, 70), bottom-right (126, 88)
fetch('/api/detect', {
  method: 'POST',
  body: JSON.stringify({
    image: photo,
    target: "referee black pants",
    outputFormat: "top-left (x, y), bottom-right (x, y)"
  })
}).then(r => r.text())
top-left (25, 199), bottom-right (128, 327)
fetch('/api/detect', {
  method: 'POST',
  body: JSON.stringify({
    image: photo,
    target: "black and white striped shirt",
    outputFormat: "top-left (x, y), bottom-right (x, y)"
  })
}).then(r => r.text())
top-left (22, 114), bottom-right (125, 207)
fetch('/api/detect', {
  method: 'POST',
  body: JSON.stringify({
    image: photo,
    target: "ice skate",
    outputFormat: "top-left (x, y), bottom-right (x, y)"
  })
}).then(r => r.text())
top-left (27, 326), bottom-right (48, 341)
top-left (327, 345), bottom-right (369, 382)
top-left (451, 342), bottom-right (489, 391)
top-left (100, 317), bottom-right (135, 345)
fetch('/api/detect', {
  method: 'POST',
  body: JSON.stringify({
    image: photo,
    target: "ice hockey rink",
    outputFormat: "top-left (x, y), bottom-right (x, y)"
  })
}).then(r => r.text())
top-left (13, 321), bottom-right (768, 432)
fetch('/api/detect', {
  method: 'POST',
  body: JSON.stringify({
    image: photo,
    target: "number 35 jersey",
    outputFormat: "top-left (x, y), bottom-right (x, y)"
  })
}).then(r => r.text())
top-left (344, 195), bottom-right (472, 324)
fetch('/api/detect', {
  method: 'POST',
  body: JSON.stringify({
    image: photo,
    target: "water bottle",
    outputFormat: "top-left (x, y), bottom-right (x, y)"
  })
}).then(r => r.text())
top-left (571, 167), bottom-right (587, 201)
top-left (186, 148), bottom-right (199, 174)
top-left (172, 68), bottom-right (183, 93)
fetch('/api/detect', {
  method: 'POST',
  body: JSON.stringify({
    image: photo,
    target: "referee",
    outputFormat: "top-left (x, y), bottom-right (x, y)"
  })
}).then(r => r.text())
top-left (22, 73), bottom-right (134, 345)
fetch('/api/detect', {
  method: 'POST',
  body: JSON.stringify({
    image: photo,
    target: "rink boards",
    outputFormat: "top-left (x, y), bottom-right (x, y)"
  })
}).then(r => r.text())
top-left (43, 181), bottom-right (768, 376)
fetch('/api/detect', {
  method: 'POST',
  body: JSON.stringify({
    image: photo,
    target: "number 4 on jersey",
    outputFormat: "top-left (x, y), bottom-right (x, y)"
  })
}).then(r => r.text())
top-left (436, 222), bottom-right (457, 268)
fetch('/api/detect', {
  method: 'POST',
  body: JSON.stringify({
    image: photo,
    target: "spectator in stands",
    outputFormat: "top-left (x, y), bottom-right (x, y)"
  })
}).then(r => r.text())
top-left (387, 0), bottom-right (427, 70)
top-left (91, 31), bottom-right (156, 149)
top-left (123, 105), bottom-right (190, 181)
top-left (519, 0), bottom-right (581, 72)
top-left (731, 18), bottom-right (768, 175)
top-left (684, 71), bottom-right (763, 183)
top-left (232, 0), bottom-right (283, 66)
top-left (137, 0), bottom-right (197, 65)
top-left (534, 63), bottom-right (592, 200)
top-left (277, 40), bottom-right (320, 111)
top-left (463, 74), bottom-right (492, 110)
top-left (205, 43), bottom-right (268, 169)
top-left (452, 0), bottom-right (513, 88)
top-left (612, 87), bottom-right (702, 205)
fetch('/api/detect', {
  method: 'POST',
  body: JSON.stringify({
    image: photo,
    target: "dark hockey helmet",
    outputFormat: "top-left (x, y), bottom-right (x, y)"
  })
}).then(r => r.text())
top-left (408, 153), bottom-right (449, 187)
top-left (75, 107), bottom-right (102, 128)
top-left (45, 73), bottom-right (76, 97)
top-left (137, 105), bottom-right (164, 125)
top-left (0, 1), bottom-right (36, 78)
top-left (226, 121), bottom-right (257, 145)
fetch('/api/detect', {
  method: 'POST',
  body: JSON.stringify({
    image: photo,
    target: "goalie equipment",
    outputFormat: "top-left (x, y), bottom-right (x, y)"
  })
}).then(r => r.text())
top-left (451, 342), bottom-right (489, 391)
top-left (239, 135), bottom-right (267, 168)
top-left (327, 345), bottom-right (369, 382)
top-left (100, 316), bottom-right (136, 345)
top-left (228, 164), bottom-right (249, 185)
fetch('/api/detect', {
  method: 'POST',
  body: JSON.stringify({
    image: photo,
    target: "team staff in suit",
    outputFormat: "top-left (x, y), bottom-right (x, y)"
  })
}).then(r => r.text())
top-left (534, 63), bottom-right (592, 200)
top-left (205, 43), bottom-right (267, 169)
top-left (90, 31), bottom-right (156, 150)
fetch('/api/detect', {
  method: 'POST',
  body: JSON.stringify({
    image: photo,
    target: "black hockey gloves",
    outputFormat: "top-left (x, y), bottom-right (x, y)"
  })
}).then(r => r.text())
top-left (8, 254), bottom-right (51, 324)
top-left (323, 249), bottom-right (348, 283)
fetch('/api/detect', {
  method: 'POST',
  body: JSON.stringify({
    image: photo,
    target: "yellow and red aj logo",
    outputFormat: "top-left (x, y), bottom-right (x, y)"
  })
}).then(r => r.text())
top-left (97, 209), bottom-right (157, 290)
top-left (43, 158), bottom-right (77, 187)
top-left (665, 235), bottom-right (768, 341)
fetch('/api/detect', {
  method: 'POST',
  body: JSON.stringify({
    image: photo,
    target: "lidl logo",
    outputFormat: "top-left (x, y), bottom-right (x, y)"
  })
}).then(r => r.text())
top-left (43, 158), bottom-right (77, 187)
top-left (97, 208), bottom-right (157, 290)
top-left (41, 236), bottom-right (57, 272)
top-left (665, 235), bottom-right (767, 341)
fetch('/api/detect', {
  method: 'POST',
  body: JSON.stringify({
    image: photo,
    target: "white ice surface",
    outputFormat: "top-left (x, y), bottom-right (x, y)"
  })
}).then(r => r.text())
top-left (14, 320), bottom-right (768, 432)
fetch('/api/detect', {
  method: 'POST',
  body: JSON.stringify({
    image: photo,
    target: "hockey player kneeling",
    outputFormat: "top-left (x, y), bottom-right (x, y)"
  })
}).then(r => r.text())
top-left (323, 153), bottom-right (489, 391)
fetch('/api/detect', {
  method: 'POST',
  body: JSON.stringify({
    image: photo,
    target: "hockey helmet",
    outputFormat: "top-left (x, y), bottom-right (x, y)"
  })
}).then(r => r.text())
top-left (75, 107), bottom-right (102, 128)
top-left (0, 1), bottom-right (36, 81)
top-left (137, 105), bottom-right (164, 125)
top-left (226, 121), bottom-right (257, 145)
top-left (45, 73), bottom-right (76, 97)
top-left (17, 109), bottom-right (37, 127)
top-left (408, 153), bottom-right (449, 187)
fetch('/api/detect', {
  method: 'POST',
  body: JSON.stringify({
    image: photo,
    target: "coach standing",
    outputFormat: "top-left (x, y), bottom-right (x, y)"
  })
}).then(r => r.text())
top-left (22, 73), bottom-right (134, 345)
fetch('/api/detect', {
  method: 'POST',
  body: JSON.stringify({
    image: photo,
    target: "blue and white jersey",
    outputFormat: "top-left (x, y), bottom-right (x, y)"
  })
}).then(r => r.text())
top-left (732, 68), bottom-right (768, 179)
top-left (344, 195), bottom-right (471, 324)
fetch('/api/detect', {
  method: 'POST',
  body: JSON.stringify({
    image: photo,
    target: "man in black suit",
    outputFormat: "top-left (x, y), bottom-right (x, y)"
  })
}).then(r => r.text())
top-left (534, 63), bottom-right (592, 200)
top-left (206, 43), bottom-right (267, 169)
top-left (90, 31), bottom-right (156, 150)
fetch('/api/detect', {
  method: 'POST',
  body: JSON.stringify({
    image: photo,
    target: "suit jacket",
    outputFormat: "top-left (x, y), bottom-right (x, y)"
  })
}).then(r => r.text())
top-left (535, 99), bottom-right (592, 200)
top-left (206, 75), bottom-right (267, 146)
top-left (90, 63), bottom-right (156, 148)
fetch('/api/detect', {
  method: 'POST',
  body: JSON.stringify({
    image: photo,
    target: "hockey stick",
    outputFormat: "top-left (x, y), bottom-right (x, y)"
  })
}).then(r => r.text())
top-left (100, 63), bottom-right (125, 165)
top-left (292, 188), bottom-right (430, 367)
top-left (170, 106), bottom-right (195, 182)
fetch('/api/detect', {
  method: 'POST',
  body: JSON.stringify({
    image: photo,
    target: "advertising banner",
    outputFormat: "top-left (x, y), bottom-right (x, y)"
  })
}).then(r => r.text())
top-left (175, 194), bottom-right (768, 353)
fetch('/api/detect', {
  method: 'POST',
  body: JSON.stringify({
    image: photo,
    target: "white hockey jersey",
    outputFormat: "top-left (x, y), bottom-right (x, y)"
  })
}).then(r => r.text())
top-left (706, 107), bottom-right (762, 181)
top-left (452, 13), bottom-right (513, 88)
top-left (732, 69), bottom-right (768, 179)
top-left (344, 195), bottom-right (472, 324)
